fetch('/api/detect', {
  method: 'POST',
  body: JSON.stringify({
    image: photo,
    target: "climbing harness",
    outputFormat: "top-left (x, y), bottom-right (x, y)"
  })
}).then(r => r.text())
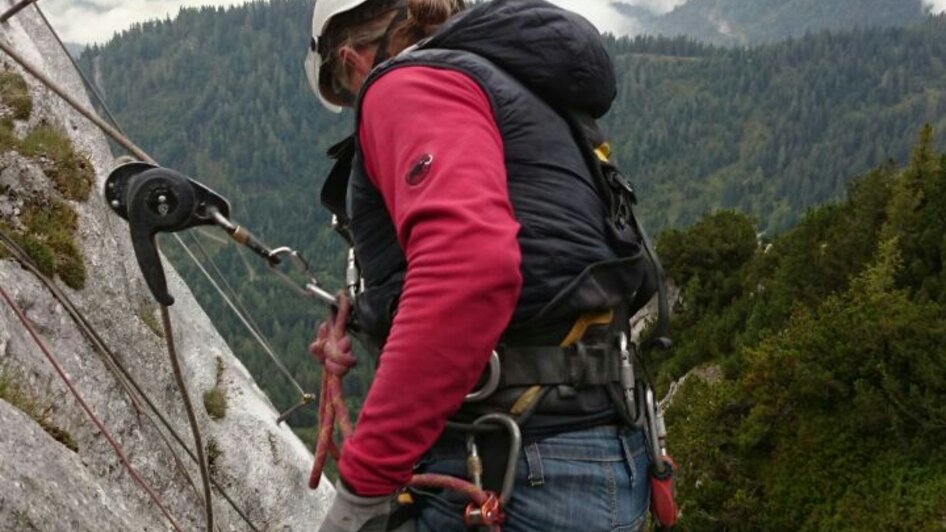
top-left (307, 295), bottom-right (519, 530)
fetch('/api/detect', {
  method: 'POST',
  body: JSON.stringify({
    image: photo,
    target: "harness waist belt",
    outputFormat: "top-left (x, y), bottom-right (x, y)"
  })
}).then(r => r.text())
top-left (496, 343), bottom-right (619, 388)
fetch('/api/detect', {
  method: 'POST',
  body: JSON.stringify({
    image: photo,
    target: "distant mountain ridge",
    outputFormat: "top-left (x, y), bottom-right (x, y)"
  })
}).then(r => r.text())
top-left (613, 0), bottom-right (927, 45)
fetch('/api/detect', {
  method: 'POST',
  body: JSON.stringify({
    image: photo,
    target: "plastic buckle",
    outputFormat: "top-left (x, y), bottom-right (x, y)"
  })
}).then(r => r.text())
top-left (464, 492), bottom-right (505, 528)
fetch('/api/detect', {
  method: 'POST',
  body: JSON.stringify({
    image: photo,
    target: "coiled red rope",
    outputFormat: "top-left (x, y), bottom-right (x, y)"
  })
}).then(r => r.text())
top-left (307, 294), bottom-right (356, 489)
top-left (307, 294), bottom-right (505, 529)
top-left (0, 284), bottom-right (184, 531)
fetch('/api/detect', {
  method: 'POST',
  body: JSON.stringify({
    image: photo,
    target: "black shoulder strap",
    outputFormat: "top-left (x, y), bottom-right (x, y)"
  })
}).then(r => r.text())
top-left (320, 135), bottom-right (357, 244)
top-left (562, 109), bottom-right (672, 348)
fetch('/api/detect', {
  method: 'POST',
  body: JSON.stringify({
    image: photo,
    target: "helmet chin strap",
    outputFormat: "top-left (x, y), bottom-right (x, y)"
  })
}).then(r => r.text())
top-left (334, 2), bottom-right (407, 107)
top-left (372, 2), bottom-right (409, 68)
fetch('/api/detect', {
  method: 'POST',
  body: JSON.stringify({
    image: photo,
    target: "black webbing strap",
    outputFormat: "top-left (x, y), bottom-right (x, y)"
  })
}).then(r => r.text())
top-left (563, 108), bottom-right (672, 348)
top-left (632, 213), bottom-right (671, 344)
top-left (371, 2), bottom-right (408, 68)
top-left (497, 343), bottom-right (619, 388)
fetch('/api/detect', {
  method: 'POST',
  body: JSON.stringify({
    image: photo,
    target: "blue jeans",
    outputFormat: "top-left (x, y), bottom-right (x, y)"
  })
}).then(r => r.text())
top-left (412, 425), bottom-right (651, 532)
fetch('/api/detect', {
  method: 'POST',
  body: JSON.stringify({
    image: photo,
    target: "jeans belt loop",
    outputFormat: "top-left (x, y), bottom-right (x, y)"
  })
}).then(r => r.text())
top-left (524, 442), bottom-right (545, 488)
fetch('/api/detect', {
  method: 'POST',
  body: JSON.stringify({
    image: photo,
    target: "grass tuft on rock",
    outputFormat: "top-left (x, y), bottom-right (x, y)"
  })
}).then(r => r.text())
top-left (20, 124), bottom-right (94, 202)
top-left (11, 198), bottom-right (87, 289)
top-left (0, 367), bottom-right (78, 452)
top-left (203, 358), bottom-right (228, 420)
top-left (0, 74), bottom-right (89, 290)
top-left (206, 437), bottom-right (222, 476)
top-left (137, 302), bottom-right (165, 338)
top-left (0, 69), bottom-right (32, 121)
top-left (203, 386), bottom-right (227, 420)
top-left (7, 227), bottom-right (56, 277)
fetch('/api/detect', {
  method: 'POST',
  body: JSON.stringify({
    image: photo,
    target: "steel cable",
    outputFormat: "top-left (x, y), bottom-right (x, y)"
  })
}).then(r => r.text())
top-left (0, 232), bottom-right (262, 531)
top-left (160, 304), bottom-right (214, 531)
top-left (1, 14), bottom-right (313, 405)
top-left (0, 284), bottom-right (185, 532)
top-left (0, 11), bottom-right (313, 529)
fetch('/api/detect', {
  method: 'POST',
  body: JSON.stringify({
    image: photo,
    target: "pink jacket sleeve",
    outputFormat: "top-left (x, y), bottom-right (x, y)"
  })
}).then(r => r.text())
top-left (338, 66), bottom-right (523, 496)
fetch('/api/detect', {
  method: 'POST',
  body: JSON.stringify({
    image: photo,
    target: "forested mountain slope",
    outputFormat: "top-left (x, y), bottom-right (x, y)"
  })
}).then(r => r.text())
top-left (615, 0), bottom-right (928, 46)
top-left (660, 127), bottom-right (946, 530)
top-left (604, 25), bottom-right (946, 231)
top-left (80, 0), bottom-right (946, 432)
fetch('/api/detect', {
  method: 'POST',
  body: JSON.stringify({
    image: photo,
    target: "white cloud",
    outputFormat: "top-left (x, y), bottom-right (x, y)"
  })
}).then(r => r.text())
top-left (548, 0), bottom-right (641, 35)
top-left (44, 0), bottom-right (683, 44)
top-left (926, 0), bottom-right (946, 13)
top-left (549, 0), bottom-right (688, 36)
top-left (43, 0), bottom-right (249, 44)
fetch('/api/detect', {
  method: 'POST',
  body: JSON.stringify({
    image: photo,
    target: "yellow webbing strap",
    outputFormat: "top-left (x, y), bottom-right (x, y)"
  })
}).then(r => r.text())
top-left (595, 142), bottom-right (611, 163)
top-left (510, 386), bottom-right (544, 416)
top-left (509, 310), bottom-right (615, 415)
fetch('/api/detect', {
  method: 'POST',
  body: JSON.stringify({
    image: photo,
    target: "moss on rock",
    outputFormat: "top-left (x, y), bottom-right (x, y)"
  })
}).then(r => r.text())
top-left (11, 229), bottom-right (56, 277)
top-left (12, 198), bottom-right (86, 289)
top-left (203, 386), bottom-right (227, 420)
top-left (21, 124), bottom-right (94, 202)
top-left (0, 367), bottom-right (78, 452)
top-left (0, 71), bottom-right (90, 291)
top-left (206, 437), bottom-right (222, 476)
top-left (137, 302), bottom-right (165, 338)
top-left (0, 68), bottom-right (32, 122)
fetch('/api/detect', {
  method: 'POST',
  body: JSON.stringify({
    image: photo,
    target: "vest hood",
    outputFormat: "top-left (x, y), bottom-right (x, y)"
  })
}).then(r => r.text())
top-left (423, 0), bottom-right (616, 118)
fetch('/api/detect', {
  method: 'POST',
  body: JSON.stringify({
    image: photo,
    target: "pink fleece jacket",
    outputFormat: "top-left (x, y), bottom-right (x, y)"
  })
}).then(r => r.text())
top-left (337, 66), bottom-right (523, 496)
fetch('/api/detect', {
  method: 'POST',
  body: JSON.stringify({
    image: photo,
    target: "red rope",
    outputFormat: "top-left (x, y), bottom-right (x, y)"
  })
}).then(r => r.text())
top-left (307, 294), bottom-right (504, 529)
top-left (0, 285), bottom-right (184, 532)
top-left (307, 294), bottom-right (355, 490)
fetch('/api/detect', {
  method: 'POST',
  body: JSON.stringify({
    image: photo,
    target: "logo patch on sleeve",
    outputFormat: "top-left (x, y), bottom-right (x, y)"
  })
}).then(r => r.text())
top-left (406, 153), bottom-right (434, 186)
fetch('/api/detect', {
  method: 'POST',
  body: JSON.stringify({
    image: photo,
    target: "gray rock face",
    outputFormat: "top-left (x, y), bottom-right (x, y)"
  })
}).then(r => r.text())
top-left (0, 6), bottom-right (332, 531)
top-left (0, 400), bottom-right (147, 531)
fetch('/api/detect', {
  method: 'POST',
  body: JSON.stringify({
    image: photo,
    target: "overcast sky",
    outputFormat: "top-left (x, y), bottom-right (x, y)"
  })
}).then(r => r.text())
top-left (43, 0), bottom-right (946, 45)
top-left (43, 0), bottom-right (686, 44)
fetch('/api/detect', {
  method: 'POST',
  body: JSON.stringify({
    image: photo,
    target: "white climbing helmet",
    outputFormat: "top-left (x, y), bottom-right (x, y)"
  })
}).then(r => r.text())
top-left (304, 0), bottom-right (375, 113)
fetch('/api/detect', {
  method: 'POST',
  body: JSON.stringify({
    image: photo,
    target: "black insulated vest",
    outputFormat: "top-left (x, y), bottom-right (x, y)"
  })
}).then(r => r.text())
top-left (323, 0), bottom-right (652, 352)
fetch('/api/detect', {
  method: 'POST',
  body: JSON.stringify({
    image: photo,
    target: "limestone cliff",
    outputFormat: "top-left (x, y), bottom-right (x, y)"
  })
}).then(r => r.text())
top-left (0, 6), bottom-right (332, 531)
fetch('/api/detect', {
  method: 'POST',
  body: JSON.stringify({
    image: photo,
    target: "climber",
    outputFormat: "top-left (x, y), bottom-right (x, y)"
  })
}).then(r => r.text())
top-left (306, 0), bottom-right (659, 530)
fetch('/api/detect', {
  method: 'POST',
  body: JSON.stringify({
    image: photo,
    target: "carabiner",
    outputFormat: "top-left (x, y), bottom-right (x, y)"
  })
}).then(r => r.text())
top-left (265, 246), bottom-right (336, 306)
top-left (465, 351), bottom-right (501, 403)
top-left (462, 413), bottom-right (522, 530)
top-left (471, 413), bottom-right (521, 507)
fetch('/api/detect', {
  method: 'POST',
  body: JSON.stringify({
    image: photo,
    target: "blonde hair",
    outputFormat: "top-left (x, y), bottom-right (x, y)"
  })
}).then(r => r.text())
top-left (321, 0), bottom-right (464, 105)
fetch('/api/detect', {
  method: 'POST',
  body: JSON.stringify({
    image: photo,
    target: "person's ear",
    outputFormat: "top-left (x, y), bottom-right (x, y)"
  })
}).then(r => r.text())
top-left (338, 45), bottom-right (374, 80)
